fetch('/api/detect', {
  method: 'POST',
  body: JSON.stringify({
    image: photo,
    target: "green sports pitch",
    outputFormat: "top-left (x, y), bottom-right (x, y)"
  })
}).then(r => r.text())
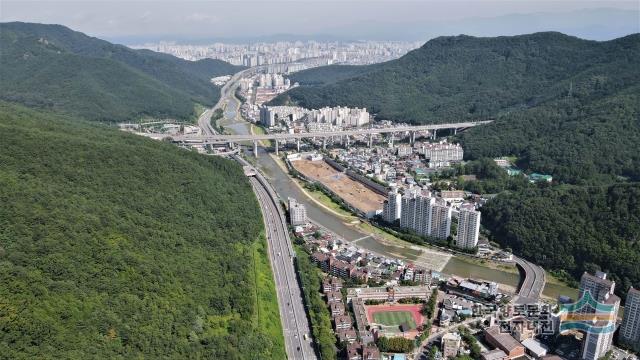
top-left (372, 311), bottom-right (417, 329)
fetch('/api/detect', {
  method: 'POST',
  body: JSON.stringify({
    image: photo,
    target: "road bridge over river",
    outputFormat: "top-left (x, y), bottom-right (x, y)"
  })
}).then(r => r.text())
top-left (170, 120), bottom-right (493, 156)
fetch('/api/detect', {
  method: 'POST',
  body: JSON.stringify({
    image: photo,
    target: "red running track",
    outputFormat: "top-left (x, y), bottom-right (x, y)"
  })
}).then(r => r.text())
top-left (365, 303), bottom-right (424, 326)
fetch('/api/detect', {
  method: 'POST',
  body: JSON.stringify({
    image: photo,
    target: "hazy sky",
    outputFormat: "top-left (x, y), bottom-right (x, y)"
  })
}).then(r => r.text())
top-left (2, 1), bottom-right (639, 43)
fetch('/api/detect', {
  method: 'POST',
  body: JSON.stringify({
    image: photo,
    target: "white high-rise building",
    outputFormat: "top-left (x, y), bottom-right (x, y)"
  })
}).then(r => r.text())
top-left (382, 187), bottom-right (401, 223)
top-left (288, 198), bottom-right (307, 226)
top-left (399, 188), bottom-right (450, 239)
top-left (259, 106), bottom-right (276, 127)
top-left (420, 141), bottom-right (464, 168)
top-left (400, 187), bottom-right (430, 236)
top-left (619, 287), bottom-right (640, 352)
top-left (578, 272), bottom-right (620, 360)
top-left (429, 200), bottom-right (452, 240)
top-left (456, 203), bottom-right (481, 249)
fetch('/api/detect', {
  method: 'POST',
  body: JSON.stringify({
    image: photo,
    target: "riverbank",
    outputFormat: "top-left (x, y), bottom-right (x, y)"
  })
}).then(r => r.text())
top-left (270, 154), bottom-right (358, 221)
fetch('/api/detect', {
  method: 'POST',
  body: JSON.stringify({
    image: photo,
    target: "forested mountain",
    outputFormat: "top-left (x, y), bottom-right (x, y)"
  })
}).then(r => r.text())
top-left (482, 184), bottom-right (640, 294)
top-left (461, 87), bottom-right (640, 184)
top-left (273, 32), bottom-right (639, 123)
top-left (272, 32), bottom-right (640, 293)
top-left (0, 101), bottom-right (283, 358)
top-left (0, 22), bottom-right (244, 122)
top-left (286, 63), bottom-right (380, 86)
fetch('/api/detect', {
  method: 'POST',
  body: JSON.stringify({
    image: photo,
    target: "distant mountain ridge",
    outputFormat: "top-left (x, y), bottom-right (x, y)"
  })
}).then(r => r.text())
top-left (0, 22), bottom-right (244, 122)
top-left (274, 31), bottom-right (639, 123)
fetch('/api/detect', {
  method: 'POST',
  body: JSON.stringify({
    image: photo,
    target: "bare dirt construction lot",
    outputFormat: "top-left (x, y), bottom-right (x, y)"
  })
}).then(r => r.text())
top-left (292, 159), bottom-right (385, 213)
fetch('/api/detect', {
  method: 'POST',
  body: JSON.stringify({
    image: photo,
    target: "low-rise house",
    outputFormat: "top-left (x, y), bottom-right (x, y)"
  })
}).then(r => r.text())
top-left (522, 338), bottom-right (549, 359)
top-left (346, 342), bottom-right (381, 360)
top-left (442, 332), bottom-right (461, 358)
top-left (336, 328), bottom-right (358, 344)
top-left (351, 269), bottom-right (369, 283)
top-left (330, 302), bottom-right (346, 316)
top-left (362, 344), bottom-right (380, 360)
top-left (326, 290), bottom-right (343, 304)
top-left (482, 349), bottom-right (508, 360)
top-left (347, 343), bottom-right (361, 360)
top-left (484, 326), bottom-right (525, 359)
top-left (333, 314), bottom-right (352, 330)
top-left (323, 277), bottom-right (343, 293)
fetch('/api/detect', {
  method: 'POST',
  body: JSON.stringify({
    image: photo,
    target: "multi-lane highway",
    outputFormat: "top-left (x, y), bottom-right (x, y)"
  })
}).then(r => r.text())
top-left (249, 173), bottom-right (316, 359)
top-left (198, 67), bottom-right (256, 135)
top-left (197, 108), bottom-right (216, 136)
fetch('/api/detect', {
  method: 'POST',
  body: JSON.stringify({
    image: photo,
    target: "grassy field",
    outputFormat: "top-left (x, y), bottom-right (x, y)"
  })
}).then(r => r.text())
top-left (373, 311), bottom-right (416, 329)
top-left (251, 124), bottom-right (273, 147)
top-left (452, 255), bottom-right (519, 275)
top-left (251, 233), bottom-right (286, 358)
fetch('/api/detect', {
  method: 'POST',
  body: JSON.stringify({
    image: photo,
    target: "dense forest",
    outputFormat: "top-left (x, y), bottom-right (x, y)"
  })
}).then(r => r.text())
top-left (271, 32), bottom-right (640, 293)
top-left (459, 88), bottom-right (640, 184)
top-left (481, 183), bottom-right (640, 295)
top-left (273, 32), bottom-right (639, 123)
top-left (0, 102), bottom-right (283, 358)
top-left (0, 22), bottom-right (244, 122)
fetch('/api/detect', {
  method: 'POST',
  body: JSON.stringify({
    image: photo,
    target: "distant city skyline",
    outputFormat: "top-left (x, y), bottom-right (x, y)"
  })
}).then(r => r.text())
top-left (2, 1), bottom-right (638, 44)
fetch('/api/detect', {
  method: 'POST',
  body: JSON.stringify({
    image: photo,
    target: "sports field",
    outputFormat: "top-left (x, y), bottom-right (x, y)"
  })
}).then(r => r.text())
top-left (373, 310), bottom-right (417, 329)
top-left (366, 304), bottom-right (424, 331)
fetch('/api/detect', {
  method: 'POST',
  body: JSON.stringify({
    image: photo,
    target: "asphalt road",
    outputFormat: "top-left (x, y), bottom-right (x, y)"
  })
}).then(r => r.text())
top-left (197, 108), bottom-right (216, 136)
top-left (514, 256), bottom-right (546, 304)
top-left (198, 68), bottom-right (254, 136)
top-left (250, 176), bottom-right (317, 359)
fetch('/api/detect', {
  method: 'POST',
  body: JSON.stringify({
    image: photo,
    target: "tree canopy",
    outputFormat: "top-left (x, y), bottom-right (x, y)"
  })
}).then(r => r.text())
top-left (0, 102), bottom-right (283, 358)
top-left (0, 22), bottom-right (244, 122)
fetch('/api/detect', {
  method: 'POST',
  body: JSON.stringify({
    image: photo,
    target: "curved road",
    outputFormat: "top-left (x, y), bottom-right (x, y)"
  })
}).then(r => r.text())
top-left (514, 256), bottom-right (546, 304)
top-left (198, 67), bottom-right (255, 136)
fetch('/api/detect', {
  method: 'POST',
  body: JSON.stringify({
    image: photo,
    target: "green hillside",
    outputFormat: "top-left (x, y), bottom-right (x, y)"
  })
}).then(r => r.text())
top-left (0, 22), bottom-right (244, 122)
top-left (274, 32), bottom-right (639, 123)
top-left (482, 183), bottom-right (640, 293)
top-left (0, 102), bottom-right (284, 359)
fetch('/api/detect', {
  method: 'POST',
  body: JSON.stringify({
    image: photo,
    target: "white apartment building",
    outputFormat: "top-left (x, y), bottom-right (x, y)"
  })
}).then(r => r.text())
top-left (429, 200), bottom-right (452, 240)
top-left (456, 203), bottom-right (481, 249)
top-left (308, 106), bottom-right (370, 127)
top-left (578, 272), bottom-right (620, 360)
top-left (399, 187), bottom-right (451, 240)
top-left (259, 106), bottom-right (277, 127)
top-left (619, 287), bottom-right (640, 351)
top-left (382, 187), bottom-right (401, 223)
top-left (420, 141), bottom-right (464, 168)
top-left (288, 197), bottom-right (307, 226)
top-left (397, 145), bottom-right (413, 157)
top-left (400, 187), bottom-right (433, 236)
